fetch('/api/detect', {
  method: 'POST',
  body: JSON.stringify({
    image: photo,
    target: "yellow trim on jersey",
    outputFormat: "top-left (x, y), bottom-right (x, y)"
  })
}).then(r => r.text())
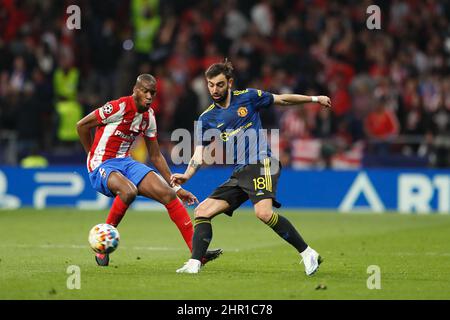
top-left (257, 90), bottom-right (262, 97)
top-left (233, 89), bottom-right (249, 96)
top-left (200, 104), bottom-right (215, 117)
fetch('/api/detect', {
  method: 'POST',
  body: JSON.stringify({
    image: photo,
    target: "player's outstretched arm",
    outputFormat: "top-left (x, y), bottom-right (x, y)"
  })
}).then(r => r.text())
top-left (145, 137), bottom-right (198, 205)
top-left (170, 145), bottom-right (204, 186)
top-left (273, 94), bottom-right (331, 108)
top-left (76, 111), bottom-right (100, 154)
top-left (145, 136), bottom-right (177, 185)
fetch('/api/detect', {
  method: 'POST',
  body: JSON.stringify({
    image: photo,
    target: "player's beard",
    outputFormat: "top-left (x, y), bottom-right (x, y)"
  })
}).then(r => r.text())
top-left (211, 87), bottom-right (229, 104)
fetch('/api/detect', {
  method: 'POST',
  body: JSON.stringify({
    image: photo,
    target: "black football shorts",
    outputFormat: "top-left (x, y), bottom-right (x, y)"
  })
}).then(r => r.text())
top-left (208, 157), bottom-right (282, 216)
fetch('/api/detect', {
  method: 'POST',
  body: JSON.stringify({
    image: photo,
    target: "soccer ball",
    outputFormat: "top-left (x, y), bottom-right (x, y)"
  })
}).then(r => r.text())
top-left (88, 223), bottom-right (120, 254)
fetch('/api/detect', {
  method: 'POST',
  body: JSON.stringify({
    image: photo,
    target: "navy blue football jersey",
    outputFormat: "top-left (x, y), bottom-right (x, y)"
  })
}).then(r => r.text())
top-left (195, 88), bottom-right (274, 170)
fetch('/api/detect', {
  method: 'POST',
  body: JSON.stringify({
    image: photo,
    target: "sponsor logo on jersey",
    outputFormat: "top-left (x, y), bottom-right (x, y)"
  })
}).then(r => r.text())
top-left (114, 130), bottom-right (135, 141)
top-left (219, 122), bottom-right (253, 142)
top-left (233, 89), bottom-right (249, 96)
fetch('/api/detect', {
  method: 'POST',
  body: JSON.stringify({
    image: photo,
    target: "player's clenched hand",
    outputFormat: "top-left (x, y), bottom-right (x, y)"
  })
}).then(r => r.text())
top-left (318, 96), bottom-right (331, 108)
top-left (171, 173), bottom-right (189, 186)
top-left (176, 188), bottom-right (199, 206)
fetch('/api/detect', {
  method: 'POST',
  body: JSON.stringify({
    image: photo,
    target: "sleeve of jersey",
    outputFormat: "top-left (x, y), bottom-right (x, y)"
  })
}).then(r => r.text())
top-left (95, 102), bottom-right (122, 124)
top-left (194, 116), bottom-right (212, 147)
top-left (248, 88), bottom-right (274, 110)
top-left (144, 111), bottom-right (158, 140)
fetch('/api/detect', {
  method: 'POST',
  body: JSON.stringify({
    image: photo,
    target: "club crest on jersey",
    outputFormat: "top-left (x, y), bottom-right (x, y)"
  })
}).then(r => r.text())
top-left (237, 106), bottom-right (248, 117)
top-left (102, 103), bottom-right (113, 114)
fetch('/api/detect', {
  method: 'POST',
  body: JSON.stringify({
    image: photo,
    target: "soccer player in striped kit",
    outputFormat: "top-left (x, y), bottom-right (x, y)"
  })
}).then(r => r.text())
top-left (77, 74), bottom-right (222, 266)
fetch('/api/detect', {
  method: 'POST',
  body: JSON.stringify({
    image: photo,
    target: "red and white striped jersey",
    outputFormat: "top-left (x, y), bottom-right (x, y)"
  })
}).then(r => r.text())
top-left (87, 95), bottom-right (157, 172)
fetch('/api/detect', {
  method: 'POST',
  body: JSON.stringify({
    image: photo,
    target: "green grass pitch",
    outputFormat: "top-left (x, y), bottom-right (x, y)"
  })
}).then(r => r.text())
top-left (0, 208), bottom-right (449, 300)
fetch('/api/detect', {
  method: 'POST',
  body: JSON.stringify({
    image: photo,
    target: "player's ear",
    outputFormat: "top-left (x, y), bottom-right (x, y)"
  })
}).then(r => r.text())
top-left (228, 78), bottom-right (234, 88)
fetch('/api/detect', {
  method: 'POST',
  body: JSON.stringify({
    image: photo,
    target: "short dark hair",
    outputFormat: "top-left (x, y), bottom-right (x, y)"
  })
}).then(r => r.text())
top-left (136, 74), bottom-right (156, 85)
top-left (205, 59), bottom-right (234, 80)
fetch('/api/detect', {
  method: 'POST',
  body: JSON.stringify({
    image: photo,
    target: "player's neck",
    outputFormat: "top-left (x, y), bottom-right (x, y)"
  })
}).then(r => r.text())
top-left (132, 94), bottom-right (139, 108)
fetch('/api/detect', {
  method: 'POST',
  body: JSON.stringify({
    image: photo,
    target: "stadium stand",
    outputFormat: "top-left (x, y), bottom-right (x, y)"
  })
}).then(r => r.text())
top-left (0, 0), bottom-right (449, 168)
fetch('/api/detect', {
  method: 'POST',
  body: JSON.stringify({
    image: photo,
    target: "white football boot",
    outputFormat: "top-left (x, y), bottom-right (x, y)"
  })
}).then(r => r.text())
top-left (176, 259), bottom-right (202, 274)
top-left (300, 246), bottom-right (323, 276)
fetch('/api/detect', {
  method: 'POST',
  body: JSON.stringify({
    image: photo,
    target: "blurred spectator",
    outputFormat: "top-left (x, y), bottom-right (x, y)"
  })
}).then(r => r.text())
top-left (20, 146), bottom-right (48, 168)
top-left (313, 107), bottom-right (335, 139)
top-left (251, 0), bottom-right (274, 37)
top-left (364, 96), bottom-right (400, 156)
top-left (224, 0), bottom-right (249, 41)
top-left (53, 50), bottom-right (82, 145)
top-left (132, 0), bottom-right (161, 61)
top-left (328, 72), bottom-right (352, 122)
top-left (9, 56), bottom-right (27, 93)
top-left (313, 107), bottom-right (337, 167)
top-left (427, 103), bottom-right (450, 168)
top-left (171, 83), bottom-right (199, 132)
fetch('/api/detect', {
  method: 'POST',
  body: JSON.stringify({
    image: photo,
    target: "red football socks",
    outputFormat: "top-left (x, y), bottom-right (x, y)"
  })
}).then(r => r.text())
top-left (106, 196), bottom-right (193, 252)
top-left (165, 198), bottom-right (193, 252)
top-left (106, 195), bottom-right (129, 227)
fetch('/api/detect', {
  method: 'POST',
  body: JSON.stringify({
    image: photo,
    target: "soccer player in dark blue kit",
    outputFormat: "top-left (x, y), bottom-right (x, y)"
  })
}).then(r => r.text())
top-left (171, 61), bottom-right (331, 275)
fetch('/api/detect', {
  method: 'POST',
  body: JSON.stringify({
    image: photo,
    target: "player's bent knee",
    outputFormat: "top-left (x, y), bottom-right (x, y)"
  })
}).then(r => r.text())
top-left (119, 186), bottom-right (138, 204)
top-left (161, 188), bottom-right (177, 205)
top-left (194, 206), bottom-right (213, 219)
top-left (255, 209), bottom-right (272, 223)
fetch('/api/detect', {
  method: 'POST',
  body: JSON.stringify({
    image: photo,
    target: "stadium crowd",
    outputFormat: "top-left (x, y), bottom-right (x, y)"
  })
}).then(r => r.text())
top-left (0, 0), bottom-right (449, 168)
